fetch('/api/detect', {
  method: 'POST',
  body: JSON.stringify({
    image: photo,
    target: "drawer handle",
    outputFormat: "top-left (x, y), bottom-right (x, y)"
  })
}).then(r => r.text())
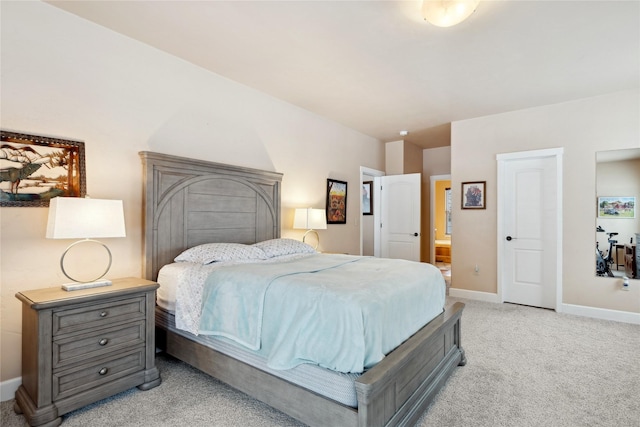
top-left (99, 338), bottom-right (109, 346)
top-left (99, 311), bottom-right (108, 318)
top-left (98, 367), bottom-right (109, 376)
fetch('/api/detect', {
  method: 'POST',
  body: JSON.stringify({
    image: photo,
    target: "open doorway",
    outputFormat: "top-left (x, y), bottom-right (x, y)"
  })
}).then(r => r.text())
top-left (360, 166), bottom-right (384, 256)
top-left (431, 175), bottom-right (452, 290)
top-left (360, 167), bottom-right (421, 261)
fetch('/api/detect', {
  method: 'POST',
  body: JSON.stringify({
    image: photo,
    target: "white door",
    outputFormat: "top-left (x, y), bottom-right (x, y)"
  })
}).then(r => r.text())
top-left (380, 173), bottom-right (421, 261)
top-left (499, 150), bottom-right (562, 309)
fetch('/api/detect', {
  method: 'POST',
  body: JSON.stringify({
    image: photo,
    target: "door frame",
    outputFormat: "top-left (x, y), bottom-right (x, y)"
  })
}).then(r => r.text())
top-left (430, 174), bottom-right (451, 265)
top-left (496, 147), bottom-right (564, 311)
top-left (360, 166), bottom-right (385, 256)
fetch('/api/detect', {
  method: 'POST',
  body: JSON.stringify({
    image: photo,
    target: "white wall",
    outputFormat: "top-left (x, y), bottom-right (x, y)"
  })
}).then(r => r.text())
top-left (0, 1), bottom-right (384, 385)
top-left (451, 90), bottom-right (640, 314)
top-left (385, 140), bottom-right (404, 175)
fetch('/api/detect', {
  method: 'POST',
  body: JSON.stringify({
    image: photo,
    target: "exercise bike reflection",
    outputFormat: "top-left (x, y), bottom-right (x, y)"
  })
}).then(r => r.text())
top-left (596, 225), bottom-right (618, 277)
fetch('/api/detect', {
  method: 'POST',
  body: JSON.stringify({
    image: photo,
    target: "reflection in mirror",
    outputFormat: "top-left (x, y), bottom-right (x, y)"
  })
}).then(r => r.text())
top-left (596, 148), bottom-right (640, 279)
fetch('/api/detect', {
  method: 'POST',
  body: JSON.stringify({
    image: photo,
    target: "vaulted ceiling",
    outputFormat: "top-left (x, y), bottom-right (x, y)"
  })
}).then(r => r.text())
top-left (47, 1), bottom-right (639, 149)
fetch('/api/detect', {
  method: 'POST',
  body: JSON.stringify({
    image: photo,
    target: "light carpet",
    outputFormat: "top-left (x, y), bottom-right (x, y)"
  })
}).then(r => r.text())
top-left (2, 298), bottom-right (639, 426)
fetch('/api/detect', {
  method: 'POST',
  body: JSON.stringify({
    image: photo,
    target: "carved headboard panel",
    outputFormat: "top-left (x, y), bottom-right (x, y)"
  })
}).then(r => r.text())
top-left (140, 152), bottom-right (282, 281)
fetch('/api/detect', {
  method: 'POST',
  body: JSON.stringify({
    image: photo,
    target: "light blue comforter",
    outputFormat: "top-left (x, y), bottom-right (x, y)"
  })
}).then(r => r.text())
top-left (199, 254), bottom-right (445, 373)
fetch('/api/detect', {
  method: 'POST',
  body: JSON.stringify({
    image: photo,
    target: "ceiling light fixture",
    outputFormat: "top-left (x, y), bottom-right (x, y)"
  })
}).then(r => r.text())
top-left (422, 0), bottom-right (479, 28)
top-left (399, 130), bottom-right (409, 137)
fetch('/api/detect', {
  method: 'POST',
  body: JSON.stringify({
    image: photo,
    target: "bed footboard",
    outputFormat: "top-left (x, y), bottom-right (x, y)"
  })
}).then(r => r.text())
top-left (355, 301), bottom-right (465, 427)
top-left (155, 302), bottom-right (464, 427)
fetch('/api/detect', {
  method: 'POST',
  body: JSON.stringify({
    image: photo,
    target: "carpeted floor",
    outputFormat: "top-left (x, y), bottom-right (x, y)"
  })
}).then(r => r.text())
top-left (2, 298), bottom-right (639, 426)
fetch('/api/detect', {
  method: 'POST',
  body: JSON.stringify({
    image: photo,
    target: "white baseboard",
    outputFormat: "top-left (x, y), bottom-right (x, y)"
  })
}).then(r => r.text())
top-left (449, 288), bottom-right (640, 325)
top-left (561, 303), bottom-right (640, 325)
top-left (448, 288), bottom-right (500, 303)
top-left (1, 376), bottom-right (21, 402)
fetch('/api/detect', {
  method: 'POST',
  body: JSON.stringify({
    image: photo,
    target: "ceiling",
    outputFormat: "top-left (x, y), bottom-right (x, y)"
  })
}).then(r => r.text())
top-left (46, 1), bottom-right (639, 149)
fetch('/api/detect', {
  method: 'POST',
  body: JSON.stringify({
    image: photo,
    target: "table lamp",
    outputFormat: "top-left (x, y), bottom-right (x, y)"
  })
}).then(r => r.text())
top-left (293, 207), bottom-right (327, 249)
top-left (46, 197), bottom-right (126, 291)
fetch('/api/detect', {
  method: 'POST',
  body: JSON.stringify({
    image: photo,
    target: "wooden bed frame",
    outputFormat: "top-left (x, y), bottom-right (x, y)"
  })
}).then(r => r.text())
top-left (140, 151), bottom-right (466, 427)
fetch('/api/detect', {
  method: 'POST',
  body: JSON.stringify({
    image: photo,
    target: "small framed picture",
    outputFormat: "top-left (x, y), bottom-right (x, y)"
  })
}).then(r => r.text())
top-left (362, 181), bottom-right (373, 215)
top-left (326, 178), bottom-right (347, 224)
top-left (461, 181), bottom-right (486, 209)
top-left (598, 196), bottom-right (635, 218)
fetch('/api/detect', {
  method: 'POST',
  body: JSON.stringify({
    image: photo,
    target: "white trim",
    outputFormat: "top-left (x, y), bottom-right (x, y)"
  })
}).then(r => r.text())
top-left (561, 303), bottom-right (640, 325)
top-left (1, 376), bottom-right (21, 402)
top-left (554, 152), bottom-right (564, 312)
top-left (448, 291), bottom-right (639, 324)
top-left (496, 147), bottom-right (564, 161)
top-left (430, 174), bottom-right (451, 265)
top-left (448, 288), bottom-right (501, 303)
top-left (496, 147), bottom-right (564, 310)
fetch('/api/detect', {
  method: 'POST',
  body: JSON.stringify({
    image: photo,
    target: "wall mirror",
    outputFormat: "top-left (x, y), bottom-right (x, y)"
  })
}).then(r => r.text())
top-left (595, 148), bottom-right (640, 279)
top-left (445, 187), bottom-right (452, 235)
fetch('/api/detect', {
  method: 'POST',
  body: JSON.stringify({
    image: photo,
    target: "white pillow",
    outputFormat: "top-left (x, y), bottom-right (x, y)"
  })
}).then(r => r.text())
top-left (174, 243), bottom-right (267, 264)
top-left (254, 238), bottom-right (316, 258)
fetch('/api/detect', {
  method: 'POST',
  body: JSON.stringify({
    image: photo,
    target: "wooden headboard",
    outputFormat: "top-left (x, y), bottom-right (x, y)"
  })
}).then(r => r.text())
top-left (139, 152), bottom-right (283, 281)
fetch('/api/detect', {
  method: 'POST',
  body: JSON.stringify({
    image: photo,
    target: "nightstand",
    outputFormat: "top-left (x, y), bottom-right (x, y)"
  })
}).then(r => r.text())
top-left (14, 277), bottom-right (161, 427)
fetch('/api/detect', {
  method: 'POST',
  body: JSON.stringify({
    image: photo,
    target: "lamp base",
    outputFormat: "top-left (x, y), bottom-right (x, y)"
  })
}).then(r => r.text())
top-left (62, 279), bottom-right (113, 292)
top-left (302, 229), bottom-right (320, 250)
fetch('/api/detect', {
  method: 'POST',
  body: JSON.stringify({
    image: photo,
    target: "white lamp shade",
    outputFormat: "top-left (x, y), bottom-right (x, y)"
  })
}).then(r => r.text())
top-left (293, 208), bottom-right (327, 230)
top-left (422, 0), bottom-right (479, 27)
top-left (46, 197), bottom-right (126, 239)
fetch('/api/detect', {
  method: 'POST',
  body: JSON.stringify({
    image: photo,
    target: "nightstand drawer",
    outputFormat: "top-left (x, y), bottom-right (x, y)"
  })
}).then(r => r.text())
top-left (52, 347), bottom-right (145, 401)
top-left (53, 320), bottom-right (145, 369)
top-left (53, 296), bottom-right (146, 336)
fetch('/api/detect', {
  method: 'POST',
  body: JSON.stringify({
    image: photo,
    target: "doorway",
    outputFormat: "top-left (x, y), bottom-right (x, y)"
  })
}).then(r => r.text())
top-left (360, 167), bottom-right (384, 257)
top-left (431, 175), bottom-right (452, 286)
top-left (497, 148), bottom-right (563, 310)
top-left (359, 167), bottom-right (421, 261)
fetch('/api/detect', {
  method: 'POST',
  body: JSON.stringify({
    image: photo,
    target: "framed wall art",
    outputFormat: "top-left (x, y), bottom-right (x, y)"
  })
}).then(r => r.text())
top-left (362, 180), bottom-right (373, 215)
top-left (0, 130), bottom-right (86, 207)
top-left (326, 178), bottom-right (347, 224)
top-left (598, 196), bottom-right (635, 218)
top-left (461, 181), bottom-right (486, 210)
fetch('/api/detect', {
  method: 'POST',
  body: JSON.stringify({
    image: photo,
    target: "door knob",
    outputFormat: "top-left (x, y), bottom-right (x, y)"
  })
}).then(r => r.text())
top-left (506, 236), bottom-right (514, 241)
top-left (413, 233), bottom-right (419, 237)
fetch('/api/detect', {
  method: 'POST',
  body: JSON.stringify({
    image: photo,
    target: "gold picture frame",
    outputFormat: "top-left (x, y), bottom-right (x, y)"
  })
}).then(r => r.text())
top-left (1, 130), bottom-right (86, 207)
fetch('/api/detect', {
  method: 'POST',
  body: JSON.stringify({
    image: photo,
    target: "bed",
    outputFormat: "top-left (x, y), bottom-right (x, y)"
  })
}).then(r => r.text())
top-left (140, 151), bottom-right (466, 427)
